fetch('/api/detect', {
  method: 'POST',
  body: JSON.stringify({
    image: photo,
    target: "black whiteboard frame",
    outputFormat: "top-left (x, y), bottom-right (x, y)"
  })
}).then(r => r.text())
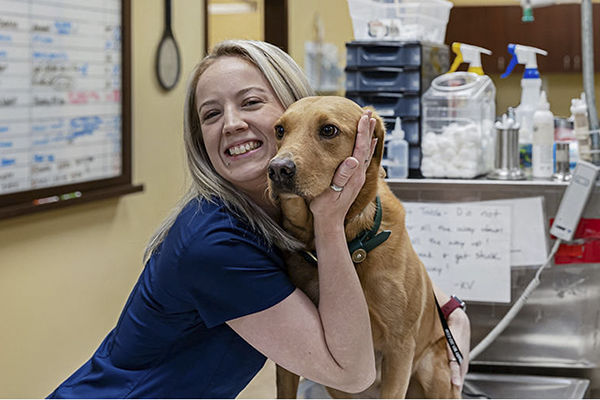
top-left (0, 0), bottom-right (143, 220)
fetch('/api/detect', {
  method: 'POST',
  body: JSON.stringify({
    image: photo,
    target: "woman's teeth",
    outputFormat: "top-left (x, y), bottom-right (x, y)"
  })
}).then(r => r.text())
top-left (227, 141), bottom-right (261, 156)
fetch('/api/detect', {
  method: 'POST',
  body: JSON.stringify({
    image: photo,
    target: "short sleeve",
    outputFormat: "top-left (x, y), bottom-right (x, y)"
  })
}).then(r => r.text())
top-left (177, 226), bottom-right (295, 328)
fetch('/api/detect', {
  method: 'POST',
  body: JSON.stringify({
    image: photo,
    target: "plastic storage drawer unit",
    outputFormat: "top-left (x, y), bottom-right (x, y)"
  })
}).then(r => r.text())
top-left (346, 41), bottom-right (449, 92)
top-left (345, 67), bottom-right (421, 93)
top-left (346, 42), bottom-right (423, 67)
top-left (409, 145), bottom-right (422, 169)
top-left (346, 92), bottom-right (420, 118)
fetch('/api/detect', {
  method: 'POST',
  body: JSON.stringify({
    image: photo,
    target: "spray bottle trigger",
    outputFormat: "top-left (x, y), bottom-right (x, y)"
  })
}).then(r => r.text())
top-left (501, 55), bottom-right (518, 79)
top-left (468, 66), bottom-right (484, 75)
top-left (448, 42), bottom-right (463, 73)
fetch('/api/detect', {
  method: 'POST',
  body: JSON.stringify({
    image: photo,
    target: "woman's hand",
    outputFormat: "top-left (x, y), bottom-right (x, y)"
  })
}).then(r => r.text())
top-left (447, 308), bottom-right (470, 391)
top-left (309, 110), bottom-right (377, 221)
top-left (432, 284), bottom-right (471, 391)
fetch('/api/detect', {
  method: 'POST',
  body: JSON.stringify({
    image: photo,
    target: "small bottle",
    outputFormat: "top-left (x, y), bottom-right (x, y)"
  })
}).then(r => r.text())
top-left (383, 117), bottom-right (408, 179)
top-left (532, 91), bottom-right (554, 179)
top-left (570, 93), bottom-right (591, 161)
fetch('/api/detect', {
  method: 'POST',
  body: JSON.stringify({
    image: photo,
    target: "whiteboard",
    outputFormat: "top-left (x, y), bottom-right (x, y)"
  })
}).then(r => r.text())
top-left (0, 0), bottom-right (123, 196)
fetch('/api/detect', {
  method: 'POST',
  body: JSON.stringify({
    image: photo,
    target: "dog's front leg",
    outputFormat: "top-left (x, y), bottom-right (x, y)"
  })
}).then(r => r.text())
top-left (380, 339), bottom-right (416, 398)
top-left (409, 338), bottom-right (460, 399)
top-left (276, 364), bottom-right (301, 399)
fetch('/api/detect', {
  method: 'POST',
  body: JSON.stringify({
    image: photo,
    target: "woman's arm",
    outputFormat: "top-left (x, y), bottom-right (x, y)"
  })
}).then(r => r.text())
top-left (433, 283), bottom-right (471, 391)
top-left (227, 112), bottom-right (377, 393)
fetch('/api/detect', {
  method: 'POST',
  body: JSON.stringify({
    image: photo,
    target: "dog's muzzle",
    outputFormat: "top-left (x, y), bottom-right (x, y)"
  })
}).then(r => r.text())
top-left (268, 157), bottom-right (296, 190)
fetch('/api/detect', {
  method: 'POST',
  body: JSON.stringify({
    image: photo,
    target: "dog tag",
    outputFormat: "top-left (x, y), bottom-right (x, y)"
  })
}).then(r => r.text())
top-left (351, 248), bottom-right (367, 263)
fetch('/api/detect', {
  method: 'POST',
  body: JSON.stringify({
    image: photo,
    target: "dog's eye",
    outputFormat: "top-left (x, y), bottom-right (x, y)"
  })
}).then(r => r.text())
top-left (319, 124), bottom-right (339, 138)
top-left (274, 125), bottom-right (285, 140)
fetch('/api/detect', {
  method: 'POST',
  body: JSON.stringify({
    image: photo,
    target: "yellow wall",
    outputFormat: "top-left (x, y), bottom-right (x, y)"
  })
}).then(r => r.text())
top-left (207, 0), bottom-right (264, 50)
top-left (0, 0), bottom-right (202, 397)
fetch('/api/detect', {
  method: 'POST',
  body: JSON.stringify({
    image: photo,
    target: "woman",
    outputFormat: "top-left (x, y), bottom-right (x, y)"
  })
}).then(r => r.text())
top-left (49, 40), bottom-right (468, 399)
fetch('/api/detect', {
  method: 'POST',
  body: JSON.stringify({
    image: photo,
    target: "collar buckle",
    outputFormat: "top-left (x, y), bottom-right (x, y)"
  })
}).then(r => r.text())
top-left (300, 196), bottom-right (392, 266)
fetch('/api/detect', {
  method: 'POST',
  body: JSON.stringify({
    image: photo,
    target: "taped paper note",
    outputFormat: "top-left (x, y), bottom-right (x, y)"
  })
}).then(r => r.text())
top-left (465, 197), bottom-right (548, 267)
top-left (404, 202), bottom-right (511, 303)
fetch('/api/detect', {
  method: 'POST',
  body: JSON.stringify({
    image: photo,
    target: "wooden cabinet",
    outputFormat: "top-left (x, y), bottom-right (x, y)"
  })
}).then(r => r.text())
top-left (445, 4), bottom-right (600, 73)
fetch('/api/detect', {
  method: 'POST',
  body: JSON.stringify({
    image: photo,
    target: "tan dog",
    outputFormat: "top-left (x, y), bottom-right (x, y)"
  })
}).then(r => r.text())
top-left (267, 96), bottom-right (460, 399)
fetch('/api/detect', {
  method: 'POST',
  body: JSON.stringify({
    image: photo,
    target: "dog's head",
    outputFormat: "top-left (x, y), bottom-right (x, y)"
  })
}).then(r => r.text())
top-left (268, 96), bottom-right (385, 219)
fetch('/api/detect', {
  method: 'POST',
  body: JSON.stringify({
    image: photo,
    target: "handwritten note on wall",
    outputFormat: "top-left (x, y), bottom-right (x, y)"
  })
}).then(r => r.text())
top-left (404, 202), bottom-right (511, 303)
top-left (0, 0), bottom-right (122, 194)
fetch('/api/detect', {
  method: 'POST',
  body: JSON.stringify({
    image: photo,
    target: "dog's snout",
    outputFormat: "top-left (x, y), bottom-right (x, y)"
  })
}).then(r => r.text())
top-left (268, 157), bottom-right (296, 186)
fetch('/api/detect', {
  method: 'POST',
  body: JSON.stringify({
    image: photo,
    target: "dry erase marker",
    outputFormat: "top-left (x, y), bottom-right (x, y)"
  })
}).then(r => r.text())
top-left (60, 191), bottom-right (82, 201)
top-left (33, 196), bottom-right (60, 206)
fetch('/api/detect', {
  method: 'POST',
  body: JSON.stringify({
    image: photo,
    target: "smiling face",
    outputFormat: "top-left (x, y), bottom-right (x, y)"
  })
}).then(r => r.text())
top-left (269, 96), bottom-right (381, 201)
top-left (196, 56), bottom-right (284, 198)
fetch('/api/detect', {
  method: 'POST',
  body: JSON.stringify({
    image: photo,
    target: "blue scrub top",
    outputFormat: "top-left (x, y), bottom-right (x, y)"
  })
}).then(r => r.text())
top-left (48, 198), bottom-right (296, 399)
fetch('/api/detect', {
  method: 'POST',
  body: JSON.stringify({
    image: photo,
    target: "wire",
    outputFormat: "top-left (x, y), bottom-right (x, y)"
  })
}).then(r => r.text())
top-left (470, 238), bottom-right (563, 360)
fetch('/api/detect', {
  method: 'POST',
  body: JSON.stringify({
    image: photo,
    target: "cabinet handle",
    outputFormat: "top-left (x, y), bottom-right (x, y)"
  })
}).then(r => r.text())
top-left (573, 55), bottom-right (581, 71)
top-left (497, 56), bottom-right (505, 71)
top-left (563, 55), bottom-right (571, 71)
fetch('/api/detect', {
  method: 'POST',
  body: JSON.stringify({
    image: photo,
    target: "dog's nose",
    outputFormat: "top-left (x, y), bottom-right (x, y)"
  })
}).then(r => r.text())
top-left (268, 157), bottom-right (296, 186)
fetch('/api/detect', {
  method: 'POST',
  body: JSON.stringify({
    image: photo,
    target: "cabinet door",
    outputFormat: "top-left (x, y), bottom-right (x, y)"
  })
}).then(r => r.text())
top-left (445, 4), bottom-right (600, 73)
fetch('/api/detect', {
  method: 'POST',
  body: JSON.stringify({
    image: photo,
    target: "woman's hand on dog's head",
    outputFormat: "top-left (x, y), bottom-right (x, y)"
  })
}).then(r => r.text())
top-left (309, 111), bottom-right (377, 223)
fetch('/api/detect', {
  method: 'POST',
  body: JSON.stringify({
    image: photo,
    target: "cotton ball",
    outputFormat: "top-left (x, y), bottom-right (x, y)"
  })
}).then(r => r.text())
top-left (446, 165), bottom-right (460, 178)
top-left (451, 125), bottom-right (468, 143)
top-left (457, 147), bottom-right (474, 161)
top-left (421, 132), bottom-right (440, 156)
top-left (440, 142), bottom-right (458, 161)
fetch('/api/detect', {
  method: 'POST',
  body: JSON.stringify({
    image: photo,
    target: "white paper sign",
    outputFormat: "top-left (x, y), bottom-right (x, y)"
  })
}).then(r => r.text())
top-left (404, 202), bottom-right (512, 303)
top-left (464, 197), bottom-right (548, 267)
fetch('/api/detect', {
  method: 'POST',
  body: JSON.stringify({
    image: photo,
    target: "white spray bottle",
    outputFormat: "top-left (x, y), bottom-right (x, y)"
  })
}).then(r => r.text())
top-left (501, 44), bottom-right (548, 171)
top-left (383, 117), bottom-right (408, 179)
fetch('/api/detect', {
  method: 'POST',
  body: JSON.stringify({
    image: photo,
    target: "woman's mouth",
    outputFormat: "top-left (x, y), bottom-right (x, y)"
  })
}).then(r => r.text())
top-left (226, 140), bottom-right (262, 156)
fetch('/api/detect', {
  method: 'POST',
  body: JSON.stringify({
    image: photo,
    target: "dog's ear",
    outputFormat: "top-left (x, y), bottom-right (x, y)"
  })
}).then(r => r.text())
top-left (363, 106), bottom-right (386, 169)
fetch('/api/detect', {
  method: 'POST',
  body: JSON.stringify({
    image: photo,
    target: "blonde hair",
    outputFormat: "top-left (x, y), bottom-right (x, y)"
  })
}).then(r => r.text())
top-left (144, 40), bottom-right (315, 262)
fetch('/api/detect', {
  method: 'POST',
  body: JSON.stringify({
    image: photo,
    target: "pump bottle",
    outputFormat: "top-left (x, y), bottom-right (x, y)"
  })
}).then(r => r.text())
top-left (532, 91), bottom-right (554, 179)
top-left (382, 117), bottom-right (408, 179)
top-left (571, 93), bottom-right (592, 162)
top-left (501, 44), bottom-right (548, 173)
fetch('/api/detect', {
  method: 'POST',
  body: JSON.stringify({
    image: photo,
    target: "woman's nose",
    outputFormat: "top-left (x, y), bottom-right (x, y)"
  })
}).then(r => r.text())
top-left (222, 107), bottom-right (248, 135)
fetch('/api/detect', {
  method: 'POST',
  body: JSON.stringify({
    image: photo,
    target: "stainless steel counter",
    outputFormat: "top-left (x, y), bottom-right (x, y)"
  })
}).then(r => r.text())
top-left (464, 373), bottom-right (590, 399)
top-left (388, 178), bottom-right (600, 398)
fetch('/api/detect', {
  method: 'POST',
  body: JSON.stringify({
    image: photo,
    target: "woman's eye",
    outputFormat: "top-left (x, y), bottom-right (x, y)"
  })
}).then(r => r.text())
top-left (274, 125), bottom-right (285, 139)
top-left (243, 98), bottom-right (262, 107)
top-left (202, 111), bottom-right (219, 121)
top-left (319, 124), bottom-right (339, 138)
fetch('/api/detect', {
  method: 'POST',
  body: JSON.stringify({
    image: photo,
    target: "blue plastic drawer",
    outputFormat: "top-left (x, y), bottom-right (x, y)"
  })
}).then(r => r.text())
top-left (345, 68), bottom-right (420, 92)
top-left (409, 145), bottom-right (421, 169)
top-left (382, 117), bottom-right (419, 145)
top-left (346, 42), bottom-right (422, 68)
top-left (346, 92), bottom-right (420, 118)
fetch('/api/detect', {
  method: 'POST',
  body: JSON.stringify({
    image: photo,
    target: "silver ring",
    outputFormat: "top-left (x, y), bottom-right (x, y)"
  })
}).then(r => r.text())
top-left (330, 183), bottom-right (344, 192)
top-left (449, 359), bottom-right (458, 363)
